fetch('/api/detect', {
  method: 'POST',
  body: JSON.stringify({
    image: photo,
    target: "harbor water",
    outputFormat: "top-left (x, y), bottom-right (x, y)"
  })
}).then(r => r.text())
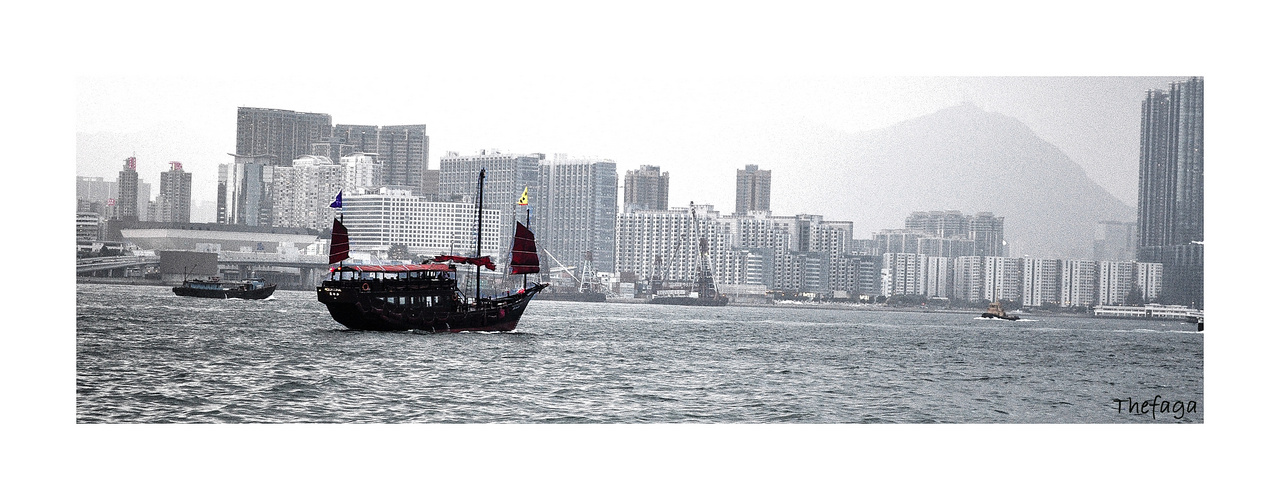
top-left (76, 283), bottom-right (1203, 423)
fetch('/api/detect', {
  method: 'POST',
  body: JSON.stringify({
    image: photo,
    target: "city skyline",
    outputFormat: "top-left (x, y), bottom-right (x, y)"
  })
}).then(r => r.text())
top-left (77, 76), bottom-right (1181, 225)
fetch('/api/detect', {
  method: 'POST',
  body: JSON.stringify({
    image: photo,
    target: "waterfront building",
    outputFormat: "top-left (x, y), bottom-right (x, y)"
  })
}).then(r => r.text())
top-left (1137, 77), bottom-right (1203, 307)
top-left (614, 205), bottom-right (732, 284)
top-left (923, 256), bottom-right (950, 298)
top-left (881, 253), bottom-right (925, 297)
top-left (157, 161), bottom-right (192, 223)
top-left (116, 157), bottom-right (139, 221)
top-left (332, 124), bottom-right (429, 195)
top-left (1134, 262), bottom-right (1163, 303)
top-left (1060, 259), bottom-right (1099, 308)
top-left (734, 164), bottom-right (771, 215)
top-left (538, 155), bottom-right (618, 273)
top-left (1020, 258), bottom-right (1062, 308)
top-left (982, 256), bottom-right (1022, 303)
top-left (1097, 260), bottom-right (1136, 306)
top-left (218, 154), bottom-right (275, 227)
top-left (830, 254), bottom-right (880, 297)
top-left (1093, 303), bottom-right (1200, 320)
top-left (776, 251), bottom-right (829, 295)
top-left (623, 165), bottom-right (669, 212)
top-left (341, 187), bottom-right (499, 258)
top-left (236, 107), bottom-right (333, 169)
top-left (952, 256), bottom-right (985, 303)
top-left (728, 212), bottom-right (792, 256)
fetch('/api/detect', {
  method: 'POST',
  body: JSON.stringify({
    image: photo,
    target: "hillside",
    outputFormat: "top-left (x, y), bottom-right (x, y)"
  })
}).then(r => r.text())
top-left (766, 104), bottom-right (1136, 259)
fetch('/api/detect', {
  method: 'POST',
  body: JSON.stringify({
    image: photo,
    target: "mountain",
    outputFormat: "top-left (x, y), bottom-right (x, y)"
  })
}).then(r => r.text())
top-left (764, 104), bottom-right (1136, 260)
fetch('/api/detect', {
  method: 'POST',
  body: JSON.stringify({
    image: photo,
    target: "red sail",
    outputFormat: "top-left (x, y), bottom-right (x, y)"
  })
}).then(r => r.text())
top-left (510, 221), bottom-right (540, 275)
top-left (329, 219), bottom-right (350, 264)
top-left (432, 254), bottom-right (496, 270)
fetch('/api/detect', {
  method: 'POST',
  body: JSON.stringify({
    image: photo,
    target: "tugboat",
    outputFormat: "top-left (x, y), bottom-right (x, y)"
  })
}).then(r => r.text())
top-left (980, 301), bottom-right (1020, 321)
top-left (173, 276), bottom-right (276, 299)
top-left (316, 170), bottom-right (548, 332)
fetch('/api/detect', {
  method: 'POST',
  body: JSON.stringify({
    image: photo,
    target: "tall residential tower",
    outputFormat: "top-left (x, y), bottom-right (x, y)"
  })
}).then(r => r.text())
top-left (1137, 77), bottom-right (1203, 307)
top-left (734, 164), bottom-right (771, 215)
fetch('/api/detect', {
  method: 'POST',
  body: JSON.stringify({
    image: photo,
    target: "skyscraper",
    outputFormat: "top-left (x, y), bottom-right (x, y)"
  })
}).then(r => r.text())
top-left (157, 161), bottom-right (193, 223)
top-left (236, 107), bottom-right (333, 168)
top-left (623, 165), bottom-right (669, 212)
top-left (116, 157), bottom-right (139, 222)
top-left (332, 124), bottom-right (430, 195)
top-left (439, 151), bottom-right (543, 269)
top-left (1137, 77), bottom-right (1203, 307)
top-left (218, 154), bottom-right (275, 226)
top-left (538, 155), bottom-right (618, 273)
top-left (734, 164), bottom-right (771, 215)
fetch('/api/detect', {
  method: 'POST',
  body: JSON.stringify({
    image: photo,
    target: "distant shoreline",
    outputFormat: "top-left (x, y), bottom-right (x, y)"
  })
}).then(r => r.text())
top-left (73, 279), bottom-right (1190, 323)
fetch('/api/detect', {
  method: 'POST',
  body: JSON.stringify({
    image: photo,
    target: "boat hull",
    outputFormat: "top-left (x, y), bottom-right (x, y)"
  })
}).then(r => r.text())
top-left (534, 291), bottom-right (607, 302)
top-left (649, 295), bottom-right (729, 306)
top-left (318, 283), bottom-right (547, 332)
top-left (980, 312), bottom-right (1020, 321)
top-left (172, 284), bottom-right (277, 299)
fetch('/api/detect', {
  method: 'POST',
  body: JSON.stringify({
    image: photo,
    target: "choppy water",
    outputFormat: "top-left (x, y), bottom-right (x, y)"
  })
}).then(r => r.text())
top-left (76, 284), bottom-right (1203, 423)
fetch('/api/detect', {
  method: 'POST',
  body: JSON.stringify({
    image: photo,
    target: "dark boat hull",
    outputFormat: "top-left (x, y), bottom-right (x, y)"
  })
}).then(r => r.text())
top-left (534, 291), bottom-right (607, 302)
top-left (173, 284), bottom-right (277, 299)
top-left (649, 295), bottom-right (729, 306)
top-left (318, 283), bottom-right (547, 332)
top-left (980, 312), bottom-right (1020, 321)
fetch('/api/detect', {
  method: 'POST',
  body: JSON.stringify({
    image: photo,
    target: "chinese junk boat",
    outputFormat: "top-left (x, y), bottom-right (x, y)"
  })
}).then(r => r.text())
top-left (316, 169), bottom-right (547, 332)
top-left (172, 277), bottom-right (277, 299)
top-left (980, 301), bottom-right (1020, 321)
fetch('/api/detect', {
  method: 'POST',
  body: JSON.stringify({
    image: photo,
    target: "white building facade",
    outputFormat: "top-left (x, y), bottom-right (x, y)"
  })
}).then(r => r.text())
top-left (341, 188), bottom-right (499, 260)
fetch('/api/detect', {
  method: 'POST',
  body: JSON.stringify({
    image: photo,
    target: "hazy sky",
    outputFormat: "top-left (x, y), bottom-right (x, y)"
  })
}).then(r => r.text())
top-left (70, 3), bottom-right (1234, 224)
top-left (76, 74), bottom-right (1178, 220)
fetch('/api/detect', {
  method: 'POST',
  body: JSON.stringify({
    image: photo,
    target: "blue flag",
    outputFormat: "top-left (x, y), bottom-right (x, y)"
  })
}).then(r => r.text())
top-left (330, 191), bottom-right (343, 209)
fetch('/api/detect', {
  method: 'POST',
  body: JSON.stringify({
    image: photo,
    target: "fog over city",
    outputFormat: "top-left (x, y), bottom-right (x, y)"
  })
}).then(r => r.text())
top-left (77, 75), bottom-right (1175, 225)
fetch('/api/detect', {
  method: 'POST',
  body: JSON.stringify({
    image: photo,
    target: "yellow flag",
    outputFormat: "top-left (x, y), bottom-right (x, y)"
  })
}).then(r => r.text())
top-left (517, 186), bottom-right (529, 206)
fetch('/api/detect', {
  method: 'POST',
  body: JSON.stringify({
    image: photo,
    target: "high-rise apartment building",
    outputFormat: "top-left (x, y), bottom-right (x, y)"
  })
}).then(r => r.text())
top-left (982, 256), bottom-right (1022, 303)
top-left (1137, 77), bottom-right (1203, 307)
top-left (332, 124), bottom-right (429, 195)
top-left (1021, 258), bottom-right (1062, 307)
top-left (218, 154), bottom-right (275, 226)
top-left (538, 155), bottom-right (618, 273)
top-left (236, 107), bottom-right (333, 168)
top-left (271, 155), bottom-right (344, 230)
top-left (1060, 259), bottom-right (1099, 307)
top-left (116, 157), bottom-right (139, 221)
top-left (157, 161), bottom-right (192, 223)
top-left (734, 164), bottom-right (771, 215)
top-left (615, 205), bottom-right (732, 284)
top-left (969, 212), bottom-right (1006, 257)
top-left (623, 165), bottom-right (670, 212)
top-left (439, 151), bottom-right (543, 269)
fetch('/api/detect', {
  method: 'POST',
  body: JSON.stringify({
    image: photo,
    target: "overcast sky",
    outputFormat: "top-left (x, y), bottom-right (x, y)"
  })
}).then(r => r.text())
top-left (75, 73), bottom-right (1181, 221)
top-left (70, 3), bottom-right (1232, 223)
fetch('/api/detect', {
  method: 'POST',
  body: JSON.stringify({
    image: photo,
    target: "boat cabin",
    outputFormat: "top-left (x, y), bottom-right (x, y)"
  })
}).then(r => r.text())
top-left (326, 263), bottom-right (456, 283)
